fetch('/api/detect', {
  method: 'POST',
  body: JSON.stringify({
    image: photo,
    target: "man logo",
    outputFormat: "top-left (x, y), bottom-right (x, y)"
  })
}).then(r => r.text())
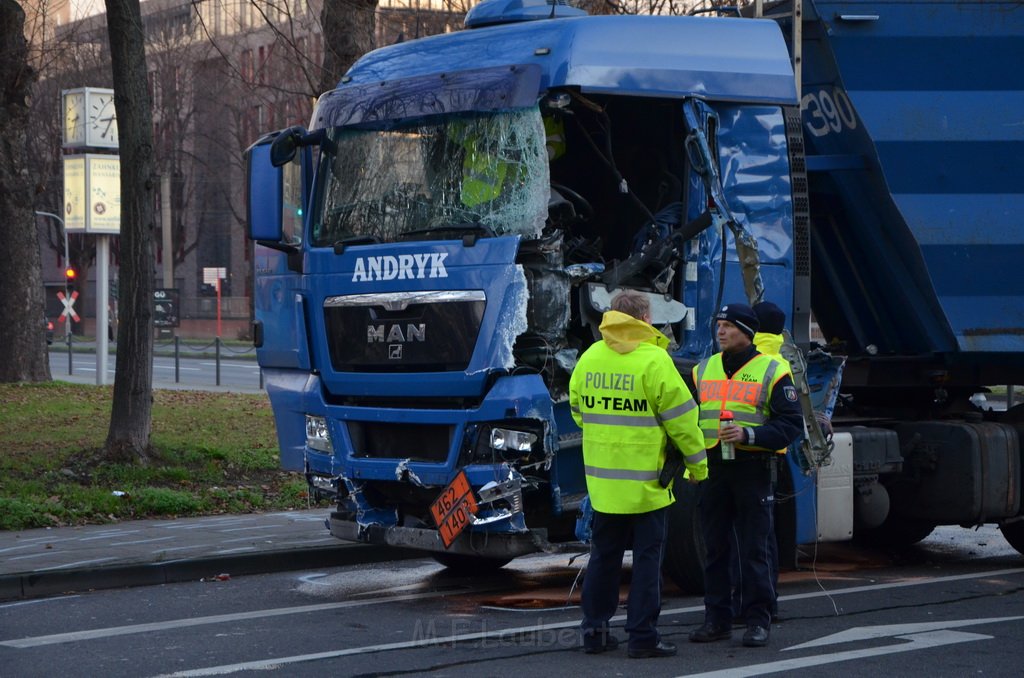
top-left (367, 324), bottom-right (426, 343)
top-left (389, 345), bottom-right (403, 360)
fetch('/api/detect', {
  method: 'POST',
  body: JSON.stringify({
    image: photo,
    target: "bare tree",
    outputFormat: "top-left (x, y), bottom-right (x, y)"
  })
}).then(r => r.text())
top-left (145, 11), bottom-right (218, 285)
top-left (586, 0), bottom-right (714, 15)
top-left (103, 0), bottom-right (157, 462)
top-left (0, 0), bottom-right (50, 383)
top-left (320, 0), bottom-right (379, 93)
top-left (24, 3), bottom-right (118, 336)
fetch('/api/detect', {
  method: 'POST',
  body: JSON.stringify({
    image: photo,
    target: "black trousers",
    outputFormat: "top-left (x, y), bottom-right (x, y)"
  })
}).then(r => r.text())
top-left (581, 506), bottom-right (668, 650)
top-left (699, 458), bottom-right (776, 629)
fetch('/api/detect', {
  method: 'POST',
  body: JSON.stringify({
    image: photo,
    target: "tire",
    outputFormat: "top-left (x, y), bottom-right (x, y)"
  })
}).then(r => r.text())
top-left (430, 552), bottom-right (513, 573)
top-left (999, 521), bottom-right (1024, 556)
top-left (661, 479), bottom-right (706, 594)
top-left (854, 514), bottom-right (935, 548)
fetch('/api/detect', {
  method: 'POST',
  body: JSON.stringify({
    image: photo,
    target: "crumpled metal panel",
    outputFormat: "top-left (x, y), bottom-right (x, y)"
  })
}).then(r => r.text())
top-left (679, 102), bottom-right (795, 360)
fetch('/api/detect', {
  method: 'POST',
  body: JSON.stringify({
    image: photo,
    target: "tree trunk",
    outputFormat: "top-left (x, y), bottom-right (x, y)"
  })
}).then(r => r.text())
top-left (319, 0), bottom-right (379, 95)
top-left (103, 0), bottom-right (156, 462)
top-left (0, 0), bottom-right (49, 383)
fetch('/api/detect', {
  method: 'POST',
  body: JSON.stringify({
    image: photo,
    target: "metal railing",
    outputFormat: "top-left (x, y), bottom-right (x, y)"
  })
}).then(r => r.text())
top-left (53, 333), bottom-right (263, 389)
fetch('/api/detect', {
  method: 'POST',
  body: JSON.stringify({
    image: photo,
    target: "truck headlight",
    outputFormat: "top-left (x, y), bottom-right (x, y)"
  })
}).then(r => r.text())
top-left (305, 415), bottom-right (333, 453)
top-left (490, 427), bottom-right (537, 453)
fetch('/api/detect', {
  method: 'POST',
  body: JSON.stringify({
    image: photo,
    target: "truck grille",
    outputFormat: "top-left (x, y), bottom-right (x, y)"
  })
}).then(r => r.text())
top-left (324, 290), bottom-right (485, 372)
top-left (347, 421), bottom-right (453, 462)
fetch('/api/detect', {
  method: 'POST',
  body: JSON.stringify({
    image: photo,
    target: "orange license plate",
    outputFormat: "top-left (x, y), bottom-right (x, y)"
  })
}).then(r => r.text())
top-left (430, 471), bottom-right (478, 548)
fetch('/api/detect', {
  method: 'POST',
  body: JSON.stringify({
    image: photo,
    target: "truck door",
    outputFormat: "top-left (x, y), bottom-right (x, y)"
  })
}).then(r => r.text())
top-left (247, 134), bottom-right (314, 372)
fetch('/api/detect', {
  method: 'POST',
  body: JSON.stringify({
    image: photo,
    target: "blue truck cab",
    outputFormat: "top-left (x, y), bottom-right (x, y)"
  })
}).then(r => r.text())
top-left (246, 0), bottom-right (1024, 583)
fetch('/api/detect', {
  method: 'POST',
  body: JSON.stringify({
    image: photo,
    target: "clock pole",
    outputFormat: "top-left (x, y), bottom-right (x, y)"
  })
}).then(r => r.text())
top-left (62, 87), bottom-right (120, 385)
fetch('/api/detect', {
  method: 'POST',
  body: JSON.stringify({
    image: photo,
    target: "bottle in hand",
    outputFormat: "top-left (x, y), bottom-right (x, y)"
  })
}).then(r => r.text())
top-left (720, 411), bottom-right (735, 460)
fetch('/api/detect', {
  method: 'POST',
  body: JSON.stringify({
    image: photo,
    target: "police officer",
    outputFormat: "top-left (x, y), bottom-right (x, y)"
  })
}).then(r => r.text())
top-left (570, 290), bottom-right (707, 658)
top-left (689, 303), bottom-right (802, 648)
top-left (752, 301), bottom-right (787, 365)
top-left (729, 300), bottom-right (790, 622)
top-left (752, 300), bottom-right (789, 621)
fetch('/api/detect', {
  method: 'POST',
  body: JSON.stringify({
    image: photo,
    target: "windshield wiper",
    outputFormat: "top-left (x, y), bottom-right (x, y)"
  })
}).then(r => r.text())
top-left (332, 234), bottom-right (381, 254)
top-left (399, 222), bottom-right (493, 246)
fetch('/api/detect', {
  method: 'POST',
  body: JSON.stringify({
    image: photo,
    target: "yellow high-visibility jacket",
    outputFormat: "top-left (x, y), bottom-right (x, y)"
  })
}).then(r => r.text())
top-left (755, 330), bottom-right (796, 455)
top-left (569, 311), bottom-right (707, 514)
top-left (753, 331), bottom-right (787, 367)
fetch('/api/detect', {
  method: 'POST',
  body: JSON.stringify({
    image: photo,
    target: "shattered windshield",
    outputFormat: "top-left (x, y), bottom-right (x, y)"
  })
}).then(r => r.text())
top-left (312, 107), bottom-right (549, 247)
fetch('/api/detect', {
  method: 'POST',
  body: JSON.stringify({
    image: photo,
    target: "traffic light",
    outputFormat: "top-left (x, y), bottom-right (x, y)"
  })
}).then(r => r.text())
top-left (65, 267), bottom-right (76, 281)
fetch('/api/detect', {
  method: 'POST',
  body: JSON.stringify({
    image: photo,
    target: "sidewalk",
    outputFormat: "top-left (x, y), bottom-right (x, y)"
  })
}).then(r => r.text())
top-left (0, 510), bottom-right (417, 601)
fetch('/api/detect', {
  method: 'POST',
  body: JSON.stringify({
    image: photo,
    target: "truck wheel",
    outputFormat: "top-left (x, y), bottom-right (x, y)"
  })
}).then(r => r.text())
top-left (431, 552), bottom-right (512, 573)
top-left (661, 479), bottom-right (706, 594)
top-left (999, 521), bottom-right (1024, 556)
top-left (854, 515), bottom-right (935, 548)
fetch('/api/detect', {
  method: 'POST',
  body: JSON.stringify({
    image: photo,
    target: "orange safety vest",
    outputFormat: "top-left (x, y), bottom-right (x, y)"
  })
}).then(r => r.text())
top-left (692, 352), bottom-right (789, 454)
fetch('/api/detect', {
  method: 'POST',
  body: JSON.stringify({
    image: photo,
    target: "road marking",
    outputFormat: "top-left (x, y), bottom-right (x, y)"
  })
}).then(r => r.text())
top-left (9, 536), bottom-right (53, 543)
top-left (0, 595), bottom-right (80, 610)
top-left (0, 544), bottom-right (46, 555)
top-left (785, 616), bottom-right (1024, 650)
top-left (4, 563), bottom-right (1021, 664)
top-left (155, 545), bottom-right (214, 553)
top-left (32, 557), bottom-right (118, 571)
top-left (108, 537), bottom-right (176, 546)
top-left (272, 538), bottom-right (337, 547)
top-left (145, 566), bottom-right (1024, 676)
top-left (153, 365), bottom-right (201, 371)
top-left (6, 552), bottom-right (67, 562)
top-left (78, 530), bottom-right (142, 541)
top-left (218, 536), bottom-right (278, 545)
top-left (265, 512), bottom-right (329, 522)
top-left (679, 629), bottom-right (993, 678)
top-left (766, 567), bottom-right (1024, 606)
top-left (158, 518), bottom-right (255, 530)
top-left (0, 588), bottom-right (497, 649)
top-left (199, 362), bottom-right (260, 370)
top-left (154, 620), bottom-right (587, 677)
top-left (210, 547), bottom-right (256, 555)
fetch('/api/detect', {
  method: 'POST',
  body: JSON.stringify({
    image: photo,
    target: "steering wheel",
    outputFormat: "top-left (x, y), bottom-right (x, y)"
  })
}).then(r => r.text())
top-left (550, 182), bottom-right (593, 221)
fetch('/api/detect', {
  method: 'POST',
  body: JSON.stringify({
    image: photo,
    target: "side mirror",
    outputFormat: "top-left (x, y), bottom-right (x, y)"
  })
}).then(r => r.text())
top-left (270, 126), bottom-right (303, 167)
top-left (246, 139), bottom-right (284, 242)
top-left (270, 126), bottom-right (325, 167)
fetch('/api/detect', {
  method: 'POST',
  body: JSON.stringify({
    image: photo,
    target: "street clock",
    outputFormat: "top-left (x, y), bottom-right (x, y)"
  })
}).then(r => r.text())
top-left (62, 89), bottom-right (85, 147)
top-left (87, 90), bottom-right (118, 147)
top-left (62, 87), bottom-right (119, 149)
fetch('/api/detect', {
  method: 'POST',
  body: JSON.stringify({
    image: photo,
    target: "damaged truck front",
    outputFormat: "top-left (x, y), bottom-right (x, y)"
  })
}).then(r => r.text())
top-left (246, 3), bottom-right (801, 574)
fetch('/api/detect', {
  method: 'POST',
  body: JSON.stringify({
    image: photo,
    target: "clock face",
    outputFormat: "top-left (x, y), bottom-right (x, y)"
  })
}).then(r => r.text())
top-left (87, 91), bottom-right (119, 147)
top-left (63, 91), bottom-right (85, 146)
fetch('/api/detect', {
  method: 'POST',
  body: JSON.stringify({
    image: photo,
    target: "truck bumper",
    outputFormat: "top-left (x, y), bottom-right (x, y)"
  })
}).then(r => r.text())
top-left (329, 513), bottom-right (571, 558)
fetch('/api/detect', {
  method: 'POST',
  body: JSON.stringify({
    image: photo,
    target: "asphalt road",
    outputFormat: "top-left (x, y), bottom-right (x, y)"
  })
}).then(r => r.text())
top-left (2, 527), bottom-right (1022, 677)
top-left (49, 349), bottom-right (264, 393)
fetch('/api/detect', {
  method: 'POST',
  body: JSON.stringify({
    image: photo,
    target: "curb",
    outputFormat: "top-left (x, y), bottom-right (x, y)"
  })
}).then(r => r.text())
top-left (0, 544), bottom-right (421, 602)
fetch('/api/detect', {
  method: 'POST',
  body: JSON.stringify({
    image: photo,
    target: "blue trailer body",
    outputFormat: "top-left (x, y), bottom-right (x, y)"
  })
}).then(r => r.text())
top-left (768, 0), bottom-right (1024, 557)
top-left (247, 0), bottom-right (1024, 586)
top-left (777, 0), bottom-right (1024, 364)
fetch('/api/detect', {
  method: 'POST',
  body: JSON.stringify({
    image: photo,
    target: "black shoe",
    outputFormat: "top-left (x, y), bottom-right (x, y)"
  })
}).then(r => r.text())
top-left (689, 623), bottom-right (733, 643)
top-left (628, 640), bottom-right (677, 658)
top-left (742, 625), bottom-right (770, 647)
top-left (583, 634), bottom-right (620, 654)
